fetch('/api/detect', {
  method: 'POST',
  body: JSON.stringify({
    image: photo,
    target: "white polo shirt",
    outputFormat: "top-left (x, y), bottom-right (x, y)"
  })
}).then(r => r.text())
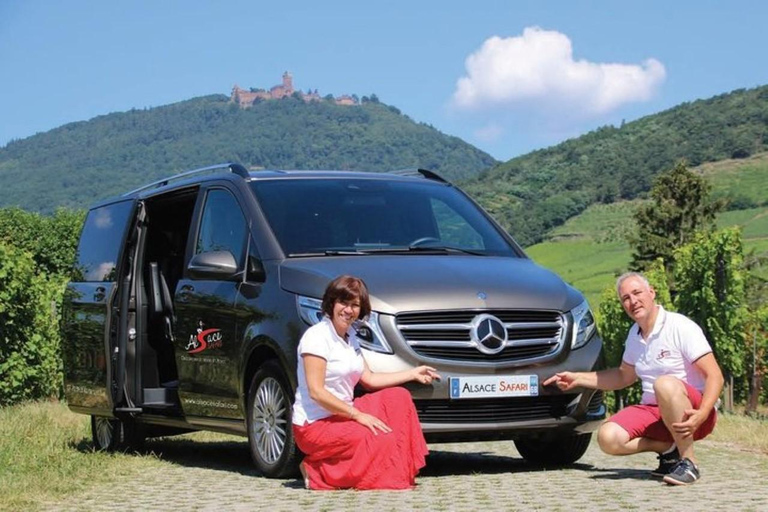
top-left (622, 306), bottom-right (712, 405)
top-left (292, 316), bottom-right (365, 425)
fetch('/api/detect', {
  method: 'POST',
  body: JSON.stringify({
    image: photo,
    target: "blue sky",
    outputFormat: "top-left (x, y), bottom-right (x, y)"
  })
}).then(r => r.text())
top-left (1, 1), bottom-right (767, 161)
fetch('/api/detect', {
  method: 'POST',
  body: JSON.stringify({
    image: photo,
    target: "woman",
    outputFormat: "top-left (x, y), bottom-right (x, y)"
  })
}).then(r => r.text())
top-left (292, 275), bottom-right (440, 490)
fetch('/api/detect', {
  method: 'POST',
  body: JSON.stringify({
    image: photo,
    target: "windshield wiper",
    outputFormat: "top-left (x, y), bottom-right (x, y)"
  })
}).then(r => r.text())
top-left (407, 245), bottom-right (486, 256)
top-left (356, 245), bottom-right (486, 256)
top-left (288, 250), bottom-right (368, 257)
top-left (289, 246), bottom-right (487, 257)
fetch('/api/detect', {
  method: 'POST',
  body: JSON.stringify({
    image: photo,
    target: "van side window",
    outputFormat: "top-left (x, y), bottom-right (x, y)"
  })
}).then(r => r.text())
top-left (74, 201), bottom-right (134, 282)
top-left (196, 189), bottom-right (247, 266)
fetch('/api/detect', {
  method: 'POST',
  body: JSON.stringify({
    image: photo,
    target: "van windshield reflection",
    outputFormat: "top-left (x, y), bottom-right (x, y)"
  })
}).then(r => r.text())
top-left (249, 178), bottom-right (517, 258)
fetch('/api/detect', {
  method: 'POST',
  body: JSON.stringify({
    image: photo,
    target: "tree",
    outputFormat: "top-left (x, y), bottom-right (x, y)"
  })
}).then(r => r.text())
top-left (744, 249), bottom-right (768, 412)
top-left (744, 306), bottom-right (768, 413)
top-left (629, 161), bottom-right (722, 273)
top-left (673, 228), bottom-right (748, 408)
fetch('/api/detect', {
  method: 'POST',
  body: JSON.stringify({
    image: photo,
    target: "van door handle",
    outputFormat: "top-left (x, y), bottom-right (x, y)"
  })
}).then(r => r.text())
top-left (178, 284), bottom-right (194, 301)
top-left (94, 286), bottom-right (106, 302)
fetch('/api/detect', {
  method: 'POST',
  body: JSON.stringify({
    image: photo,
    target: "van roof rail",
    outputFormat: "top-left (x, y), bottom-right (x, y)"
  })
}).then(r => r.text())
top-left (124, 162), bottom-right (249, 196)
top-left (389, 168), bottom-right (448, 183)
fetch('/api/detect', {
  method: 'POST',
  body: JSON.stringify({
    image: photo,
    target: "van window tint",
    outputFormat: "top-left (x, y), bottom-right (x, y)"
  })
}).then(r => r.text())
top-left (249, 178), bottom-right (516, 257)
top-left (74, 200), bottom-right (134, 282)
top-left (196, 189), bottom-right (247, 265)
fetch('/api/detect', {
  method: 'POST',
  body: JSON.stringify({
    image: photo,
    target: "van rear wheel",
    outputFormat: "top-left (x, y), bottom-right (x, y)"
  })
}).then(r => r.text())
top-left (514, 432), bottom-right (591, 466)
top-left (91, 415), bottom-right (143, 452)
top-left (247, 361), bottom-right (299, 478)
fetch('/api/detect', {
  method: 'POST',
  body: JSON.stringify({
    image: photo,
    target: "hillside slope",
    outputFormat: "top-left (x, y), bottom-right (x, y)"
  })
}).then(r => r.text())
top-left (0, 95), bottom-right (497, 212)
top-left (464, 85), bottom-right (768, 246)
top-left (527, 153), bottom-right (768, 306)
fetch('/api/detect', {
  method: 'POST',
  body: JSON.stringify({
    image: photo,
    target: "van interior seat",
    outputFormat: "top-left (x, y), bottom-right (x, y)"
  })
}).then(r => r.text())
top-left (148, 261), bottom-right (178, 387)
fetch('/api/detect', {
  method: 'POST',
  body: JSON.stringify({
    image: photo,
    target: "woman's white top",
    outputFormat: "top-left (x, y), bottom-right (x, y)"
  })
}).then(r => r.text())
top-left (292, 316), bottom-right (365, 425)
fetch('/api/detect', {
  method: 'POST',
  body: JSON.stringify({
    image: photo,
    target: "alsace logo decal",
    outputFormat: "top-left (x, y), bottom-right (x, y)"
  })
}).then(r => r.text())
top-left (185, 321), bottom-right (224, 354)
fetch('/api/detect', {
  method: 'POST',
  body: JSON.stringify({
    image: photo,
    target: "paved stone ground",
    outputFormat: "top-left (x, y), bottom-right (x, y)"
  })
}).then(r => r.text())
top-left (44, 437), bottom-right (768, 512)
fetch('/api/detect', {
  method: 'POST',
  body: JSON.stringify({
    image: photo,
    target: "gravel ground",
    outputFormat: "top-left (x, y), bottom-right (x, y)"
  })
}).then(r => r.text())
top-left (44, 437), bottom-right (768, 512)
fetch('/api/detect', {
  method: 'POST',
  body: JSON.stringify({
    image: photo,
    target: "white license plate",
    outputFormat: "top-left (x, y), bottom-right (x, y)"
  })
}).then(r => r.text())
top-left (449, 375), bottom-right (539, 399)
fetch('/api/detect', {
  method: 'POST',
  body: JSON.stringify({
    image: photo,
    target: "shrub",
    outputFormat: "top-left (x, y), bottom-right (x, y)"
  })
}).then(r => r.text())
top-left (0, 243), bottom-right (65, 405)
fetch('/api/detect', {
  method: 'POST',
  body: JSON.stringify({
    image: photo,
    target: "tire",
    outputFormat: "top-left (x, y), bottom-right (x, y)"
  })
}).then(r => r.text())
top-left (91, 415), bottom-right (144, 452)
top-left (247, 360), bottom-right (300, 478)
top-left (514, 432), bottom-right (592, 466)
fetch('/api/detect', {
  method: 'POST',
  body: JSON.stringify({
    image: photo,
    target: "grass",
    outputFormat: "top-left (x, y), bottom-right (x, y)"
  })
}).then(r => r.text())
top-left (546, 201), bottom-right (640, 244)
top-left (698, 152), bottom-right (768, 207)
top-left (1, 400), bottom-right (766, 510)
top-left (0, 401), bottom-right (156, 510)
top-left (526, 239), bottom-right (630, 307)
top-left (709, 411), bottom-right (768, 454)
top-left (0, 400), bottom-right (241, 511)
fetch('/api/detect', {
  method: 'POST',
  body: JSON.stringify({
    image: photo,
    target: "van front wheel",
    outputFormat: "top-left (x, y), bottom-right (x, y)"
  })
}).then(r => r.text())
top-left (91, 415), bottom-right (143, 452)
top-left (247, 361), bottom-right (299, 478)
top-left (514, 432), bottom-right (591, 466)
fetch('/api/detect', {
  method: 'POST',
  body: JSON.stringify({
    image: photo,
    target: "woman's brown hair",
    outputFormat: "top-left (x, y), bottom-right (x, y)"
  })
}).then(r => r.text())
top-left (321, 275), bottom-right (371, 320)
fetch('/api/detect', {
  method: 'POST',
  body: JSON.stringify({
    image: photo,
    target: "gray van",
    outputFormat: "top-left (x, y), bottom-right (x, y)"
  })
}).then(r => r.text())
top-left (62, 163), bottom-right (605, 478)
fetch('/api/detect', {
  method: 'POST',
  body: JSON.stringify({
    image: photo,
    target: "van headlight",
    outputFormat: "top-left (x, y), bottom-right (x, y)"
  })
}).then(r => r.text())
top-left (296, 295), bottom-right (394, 354)
top-left (353, 313), bottom-right (393, 354)
top-left (297, 296), bottom-right (324, 326)
top-left (570, 299), bottom-right (596, 349)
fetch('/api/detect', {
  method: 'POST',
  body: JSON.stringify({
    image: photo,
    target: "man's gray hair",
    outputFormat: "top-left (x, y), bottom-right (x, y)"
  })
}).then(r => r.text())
top-left (616, 272), bottom-right (651, 297)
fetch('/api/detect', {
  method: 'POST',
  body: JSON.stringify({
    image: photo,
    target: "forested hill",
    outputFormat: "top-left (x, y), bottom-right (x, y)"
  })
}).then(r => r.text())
top-left (0, 95), bottom-right (497, 212)
top-left (463, 85), bottom-right (768, 246)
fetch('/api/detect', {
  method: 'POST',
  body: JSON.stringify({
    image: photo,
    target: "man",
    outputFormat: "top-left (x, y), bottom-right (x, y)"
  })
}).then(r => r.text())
top-left (544, 272), bottom-right (724, 485)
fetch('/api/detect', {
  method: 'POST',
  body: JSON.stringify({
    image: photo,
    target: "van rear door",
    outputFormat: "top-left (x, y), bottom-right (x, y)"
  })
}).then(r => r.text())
top-left (63, 198), bottom-right (138, 415)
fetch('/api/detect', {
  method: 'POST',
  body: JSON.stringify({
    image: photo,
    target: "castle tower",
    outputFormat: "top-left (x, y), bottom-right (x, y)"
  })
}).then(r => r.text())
top-left (282, 72), bottom-right (293, 94)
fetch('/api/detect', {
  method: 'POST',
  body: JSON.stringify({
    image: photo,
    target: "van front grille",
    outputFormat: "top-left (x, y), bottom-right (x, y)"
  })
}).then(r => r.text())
top-left (415, 395), bottom-right (575, 423)
top-left (396, 309), bottom-right (567, 364)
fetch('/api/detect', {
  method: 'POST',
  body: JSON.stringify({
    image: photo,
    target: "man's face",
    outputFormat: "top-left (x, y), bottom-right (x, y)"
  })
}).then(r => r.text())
top-left (618, 277), bottom-right (657, 324)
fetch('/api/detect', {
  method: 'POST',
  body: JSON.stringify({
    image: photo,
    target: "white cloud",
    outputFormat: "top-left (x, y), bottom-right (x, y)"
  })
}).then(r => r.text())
top-left (94, 208), bottom-right (113, 229)
top-left (452, 27), bottom-right (666, 116)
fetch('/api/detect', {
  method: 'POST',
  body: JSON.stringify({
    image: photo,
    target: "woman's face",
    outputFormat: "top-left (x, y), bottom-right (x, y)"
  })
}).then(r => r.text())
top-left (331, 298), bottom-right (361, 336)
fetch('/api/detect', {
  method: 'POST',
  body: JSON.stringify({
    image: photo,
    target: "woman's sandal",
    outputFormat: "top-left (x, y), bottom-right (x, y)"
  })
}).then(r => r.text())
top-left (299, 461), bottom-right (310, 489)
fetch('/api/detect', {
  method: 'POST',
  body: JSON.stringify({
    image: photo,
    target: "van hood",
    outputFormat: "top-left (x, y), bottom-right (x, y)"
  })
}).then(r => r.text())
top-left (279, 255), bottom-right (584, 314)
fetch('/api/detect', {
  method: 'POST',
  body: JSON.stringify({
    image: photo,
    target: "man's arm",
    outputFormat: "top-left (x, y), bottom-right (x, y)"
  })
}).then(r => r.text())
top-left (543, 362), bottom-right (638, 392)
top-left (671, 352), bottom-right (724, 437)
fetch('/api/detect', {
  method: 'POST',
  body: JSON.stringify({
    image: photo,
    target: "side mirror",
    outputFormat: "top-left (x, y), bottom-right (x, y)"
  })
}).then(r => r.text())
top-left (247, 255), bottom-right (266, 283)
top-left (187, 251), bottom-right (239, 280)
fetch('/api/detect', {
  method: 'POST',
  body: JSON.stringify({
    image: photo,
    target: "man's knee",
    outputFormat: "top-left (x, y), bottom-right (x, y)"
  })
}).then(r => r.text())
top-left (597, 422), bottom-right (629, 455)
top-left (653, 375), bottom-right (687, 403)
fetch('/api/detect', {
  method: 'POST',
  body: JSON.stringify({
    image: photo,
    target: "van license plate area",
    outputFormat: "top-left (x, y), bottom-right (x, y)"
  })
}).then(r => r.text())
top-left (449, 375), bottom-right (539, 399)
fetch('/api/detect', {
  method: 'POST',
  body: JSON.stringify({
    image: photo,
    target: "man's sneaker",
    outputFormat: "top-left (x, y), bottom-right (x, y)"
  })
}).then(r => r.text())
top-left (651, 447), bottom-right (680, 477)
top-left (663, 458), bottom-right (701, 485)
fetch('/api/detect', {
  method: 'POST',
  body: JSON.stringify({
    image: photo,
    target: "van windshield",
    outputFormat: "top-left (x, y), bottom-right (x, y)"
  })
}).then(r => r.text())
top-left (249, 178), bottom-right (519, 257)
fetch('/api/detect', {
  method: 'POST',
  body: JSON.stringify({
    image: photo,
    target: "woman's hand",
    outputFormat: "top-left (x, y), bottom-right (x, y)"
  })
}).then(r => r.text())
top-left (411, 365), bottom-right (441, 385)
top-left (351, 409), bottom-right (392, 435)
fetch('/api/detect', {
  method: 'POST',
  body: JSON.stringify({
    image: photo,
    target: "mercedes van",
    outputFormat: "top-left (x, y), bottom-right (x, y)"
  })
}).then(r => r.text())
top-left (62, 163), bottom-right (605, 478)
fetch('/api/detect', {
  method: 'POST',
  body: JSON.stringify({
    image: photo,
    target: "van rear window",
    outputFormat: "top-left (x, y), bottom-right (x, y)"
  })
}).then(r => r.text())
top-left (74, 201), bottom-right (134, 282)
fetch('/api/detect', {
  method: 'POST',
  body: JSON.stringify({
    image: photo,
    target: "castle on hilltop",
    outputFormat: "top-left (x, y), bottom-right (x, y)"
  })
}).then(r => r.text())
top-left (231, 72), bottom-right (357, 108)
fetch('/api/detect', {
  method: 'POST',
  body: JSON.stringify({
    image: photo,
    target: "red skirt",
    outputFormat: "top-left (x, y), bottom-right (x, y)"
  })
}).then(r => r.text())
top-left (293, 386), bottom-right (428, 490)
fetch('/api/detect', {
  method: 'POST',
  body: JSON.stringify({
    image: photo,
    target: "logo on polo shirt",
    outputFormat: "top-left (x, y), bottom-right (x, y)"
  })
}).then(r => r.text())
top-left (657, 349), bottom-right (671, 360)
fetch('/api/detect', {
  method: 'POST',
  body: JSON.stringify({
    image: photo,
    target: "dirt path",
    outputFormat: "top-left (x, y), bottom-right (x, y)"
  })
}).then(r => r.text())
top-left (44, 437), bottom-right (768, 511)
